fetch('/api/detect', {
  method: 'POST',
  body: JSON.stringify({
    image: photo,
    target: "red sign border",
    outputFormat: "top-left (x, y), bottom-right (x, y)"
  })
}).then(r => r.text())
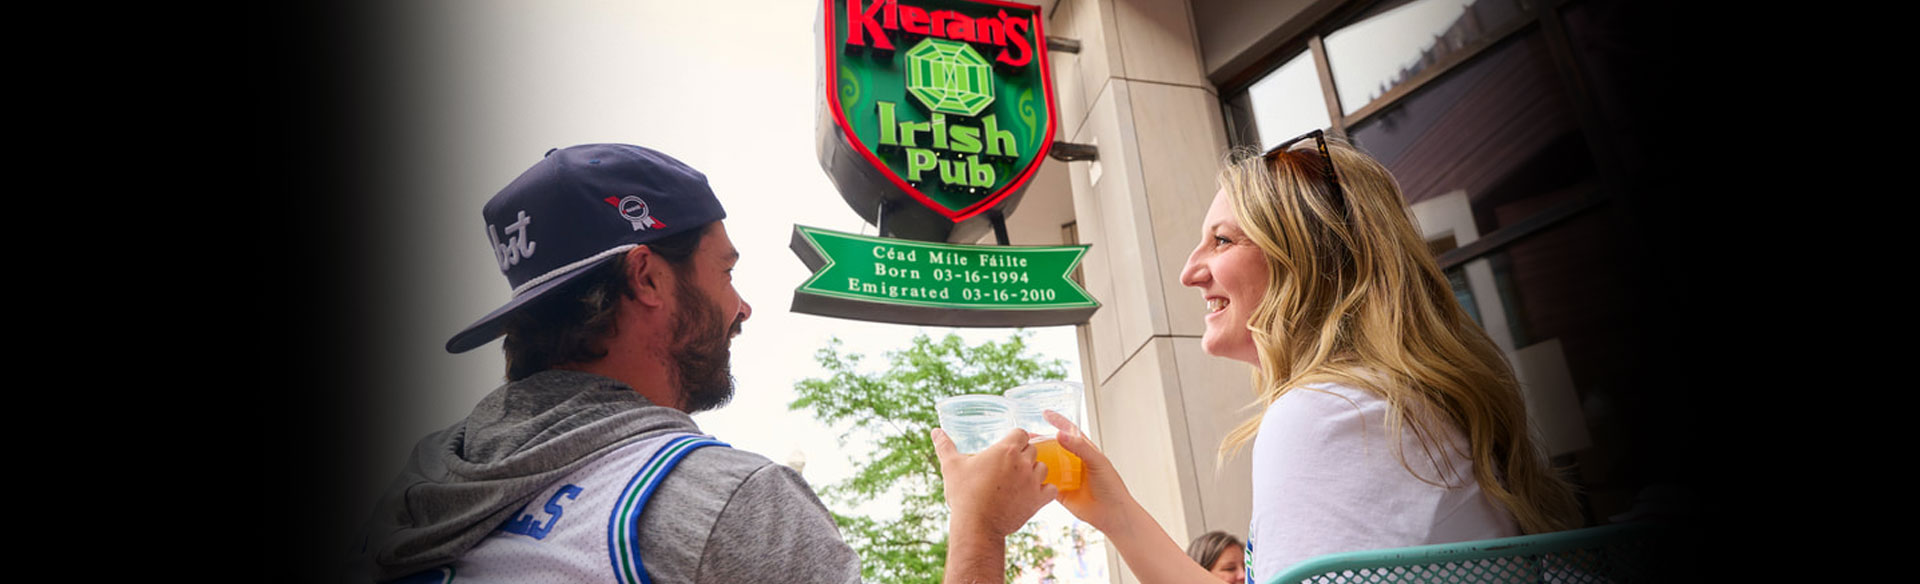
top-left (822, 0), bottom-right (1059, 223)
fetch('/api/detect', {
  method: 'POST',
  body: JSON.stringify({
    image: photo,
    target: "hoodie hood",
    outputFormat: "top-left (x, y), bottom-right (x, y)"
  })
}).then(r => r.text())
top-left (365, 370), bottom-right (700, 581)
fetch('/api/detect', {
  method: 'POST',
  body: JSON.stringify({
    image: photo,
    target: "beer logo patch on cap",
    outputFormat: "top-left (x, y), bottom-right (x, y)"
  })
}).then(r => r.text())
top-left (606, 195), bottom-right (667, 231)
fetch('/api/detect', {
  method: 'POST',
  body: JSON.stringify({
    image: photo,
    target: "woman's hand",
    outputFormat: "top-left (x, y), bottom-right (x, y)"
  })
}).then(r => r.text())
top-left (1044, 411), bottom-right (1222, 584)
top-left (1044, 410), bottom-right (1140, 533)
top-left (933, 427), bottom-right (1058, 539)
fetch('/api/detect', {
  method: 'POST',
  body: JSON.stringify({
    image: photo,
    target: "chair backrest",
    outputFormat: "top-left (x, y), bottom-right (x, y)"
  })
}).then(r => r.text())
top-left (1261, 522), bottom-right (1668, 584)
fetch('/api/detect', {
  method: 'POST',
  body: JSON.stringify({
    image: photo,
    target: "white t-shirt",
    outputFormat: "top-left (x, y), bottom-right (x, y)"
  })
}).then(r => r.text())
top-left (1246, 383), bottom-right (1517, 582)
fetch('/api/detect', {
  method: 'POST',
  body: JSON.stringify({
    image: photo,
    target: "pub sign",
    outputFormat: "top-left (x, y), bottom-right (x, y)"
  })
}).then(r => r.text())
top-left (816, 0), bottom-right (1058, 243)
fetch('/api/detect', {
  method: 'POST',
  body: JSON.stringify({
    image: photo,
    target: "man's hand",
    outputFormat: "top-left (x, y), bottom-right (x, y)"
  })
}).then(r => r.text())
top-left (935, 427), bottom-right (1057, 538)
top-left (934, 427), bottom-right (1058, 583)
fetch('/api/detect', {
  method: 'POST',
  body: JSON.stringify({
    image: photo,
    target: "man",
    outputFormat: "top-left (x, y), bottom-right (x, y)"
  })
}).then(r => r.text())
top-left (363, 143), bottom-right (1053, 583)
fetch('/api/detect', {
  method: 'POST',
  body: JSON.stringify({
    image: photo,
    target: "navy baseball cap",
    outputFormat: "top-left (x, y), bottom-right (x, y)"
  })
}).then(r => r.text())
top-left (445, 144), bottom-right (727, 353)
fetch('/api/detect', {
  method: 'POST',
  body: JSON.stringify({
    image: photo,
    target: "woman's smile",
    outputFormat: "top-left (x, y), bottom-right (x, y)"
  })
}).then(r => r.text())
top-left (1181, 189), bottom-right (1270, 365)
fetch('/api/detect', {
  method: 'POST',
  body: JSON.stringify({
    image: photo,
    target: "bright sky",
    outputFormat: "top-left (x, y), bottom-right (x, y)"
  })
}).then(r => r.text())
top-left (372, 0), bottom-right (1085, 525)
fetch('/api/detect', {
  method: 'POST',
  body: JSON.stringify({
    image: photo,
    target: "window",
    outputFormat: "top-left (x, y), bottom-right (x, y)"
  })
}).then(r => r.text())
top-left (1242, 51), bottom-right (1332, 151)
top-left (1324, 0), bottom-right (1529, 116)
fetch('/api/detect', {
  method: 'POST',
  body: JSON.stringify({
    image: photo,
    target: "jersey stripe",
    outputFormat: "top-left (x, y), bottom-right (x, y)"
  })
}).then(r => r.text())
top-left (606, 434), bottom-right (729, 584)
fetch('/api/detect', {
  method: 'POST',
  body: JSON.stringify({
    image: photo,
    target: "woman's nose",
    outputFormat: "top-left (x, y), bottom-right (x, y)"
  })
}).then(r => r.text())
top-left (1180, 249), bottom-right (1207, 287)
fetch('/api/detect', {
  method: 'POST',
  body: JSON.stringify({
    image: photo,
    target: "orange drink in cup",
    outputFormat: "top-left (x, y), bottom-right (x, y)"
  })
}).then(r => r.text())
top-left (1030, 435), bottom-right (1083, 491)
top-left (1005, 381), bottom-right (1085, 491)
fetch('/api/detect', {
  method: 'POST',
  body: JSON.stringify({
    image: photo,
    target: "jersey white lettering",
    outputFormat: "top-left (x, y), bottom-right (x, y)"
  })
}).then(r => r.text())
top-left (500, 484), bottom-right (583, 540)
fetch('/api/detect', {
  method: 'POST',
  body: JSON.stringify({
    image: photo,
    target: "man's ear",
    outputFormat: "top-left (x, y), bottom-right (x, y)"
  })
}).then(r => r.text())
top-left (624, 245), bottom-right (671, 309)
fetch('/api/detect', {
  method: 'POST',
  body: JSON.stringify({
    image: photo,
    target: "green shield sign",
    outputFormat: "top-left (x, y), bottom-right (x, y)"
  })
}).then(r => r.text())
top-left (817, 0), bottom-right (1058, 243)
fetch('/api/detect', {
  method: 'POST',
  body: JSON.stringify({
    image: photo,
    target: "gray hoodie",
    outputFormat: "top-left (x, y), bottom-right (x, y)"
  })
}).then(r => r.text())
top-left (365, 370), bottom-right (861, 583)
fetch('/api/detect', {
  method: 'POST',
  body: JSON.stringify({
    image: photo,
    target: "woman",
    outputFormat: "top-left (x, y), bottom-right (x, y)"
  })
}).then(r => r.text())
top-left (1026, 131), bottom-right (1582, 583)
top-left (1187, 531), bottom-right (1246, 584)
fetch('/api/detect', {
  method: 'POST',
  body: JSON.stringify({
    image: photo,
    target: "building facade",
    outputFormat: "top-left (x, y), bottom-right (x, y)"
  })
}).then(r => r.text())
top-left (990, 1), bottom-right (1687, 581)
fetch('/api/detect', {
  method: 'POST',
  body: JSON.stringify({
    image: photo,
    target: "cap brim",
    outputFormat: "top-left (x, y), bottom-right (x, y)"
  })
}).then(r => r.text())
top-left (444, 252), bottom-right (625, 353)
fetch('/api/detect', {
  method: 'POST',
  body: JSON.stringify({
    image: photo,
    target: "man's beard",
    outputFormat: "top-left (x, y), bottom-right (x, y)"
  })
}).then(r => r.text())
top-left (670, 277), bottom-right (742, 414)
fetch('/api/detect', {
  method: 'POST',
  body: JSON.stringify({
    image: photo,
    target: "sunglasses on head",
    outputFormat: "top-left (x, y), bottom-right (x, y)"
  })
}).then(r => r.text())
top-left (1262, 129), bottom-right (1346, 215)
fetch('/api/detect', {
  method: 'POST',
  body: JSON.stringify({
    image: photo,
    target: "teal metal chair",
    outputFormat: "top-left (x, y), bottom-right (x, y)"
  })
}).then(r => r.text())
top-left (1261, 522), bottom-right (1668, 584)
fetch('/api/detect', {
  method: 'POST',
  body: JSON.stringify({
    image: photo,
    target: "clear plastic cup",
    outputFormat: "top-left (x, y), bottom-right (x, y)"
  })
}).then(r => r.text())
top-left (1004, 381), bottom-right (1084, 491)
top-left (935, 394), bottom-right (1018, 454)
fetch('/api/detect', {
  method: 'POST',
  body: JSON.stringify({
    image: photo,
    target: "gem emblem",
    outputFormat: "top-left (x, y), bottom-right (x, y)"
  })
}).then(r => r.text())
top-left (905, 38), bottom-right (995, 117)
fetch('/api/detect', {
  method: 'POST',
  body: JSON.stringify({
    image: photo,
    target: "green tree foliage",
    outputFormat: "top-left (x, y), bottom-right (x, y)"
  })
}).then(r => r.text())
top-left (791, 331), bottom-right (1068, 584)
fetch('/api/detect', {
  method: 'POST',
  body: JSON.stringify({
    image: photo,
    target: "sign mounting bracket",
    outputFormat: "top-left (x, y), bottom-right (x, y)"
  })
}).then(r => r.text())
top-left (1048, 141), bottom-right (1098, 162)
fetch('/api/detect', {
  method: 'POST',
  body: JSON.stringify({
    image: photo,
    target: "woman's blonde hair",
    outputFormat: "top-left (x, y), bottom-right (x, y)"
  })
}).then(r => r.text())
top-left (1217, 134), bottom-right (1581, 535)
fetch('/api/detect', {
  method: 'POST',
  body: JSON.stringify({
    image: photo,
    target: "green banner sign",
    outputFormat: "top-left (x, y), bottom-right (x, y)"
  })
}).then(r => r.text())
top-left (789, 225), bottom-right (1098, 326)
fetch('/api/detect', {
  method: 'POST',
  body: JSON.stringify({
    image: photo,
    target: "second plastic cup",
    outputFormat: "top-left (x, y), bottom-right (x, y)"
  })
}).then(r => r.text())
top-left (935, 394), bottom-right (1018, 455)
top-left (1004, 381), bottom-right (1085, 491)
